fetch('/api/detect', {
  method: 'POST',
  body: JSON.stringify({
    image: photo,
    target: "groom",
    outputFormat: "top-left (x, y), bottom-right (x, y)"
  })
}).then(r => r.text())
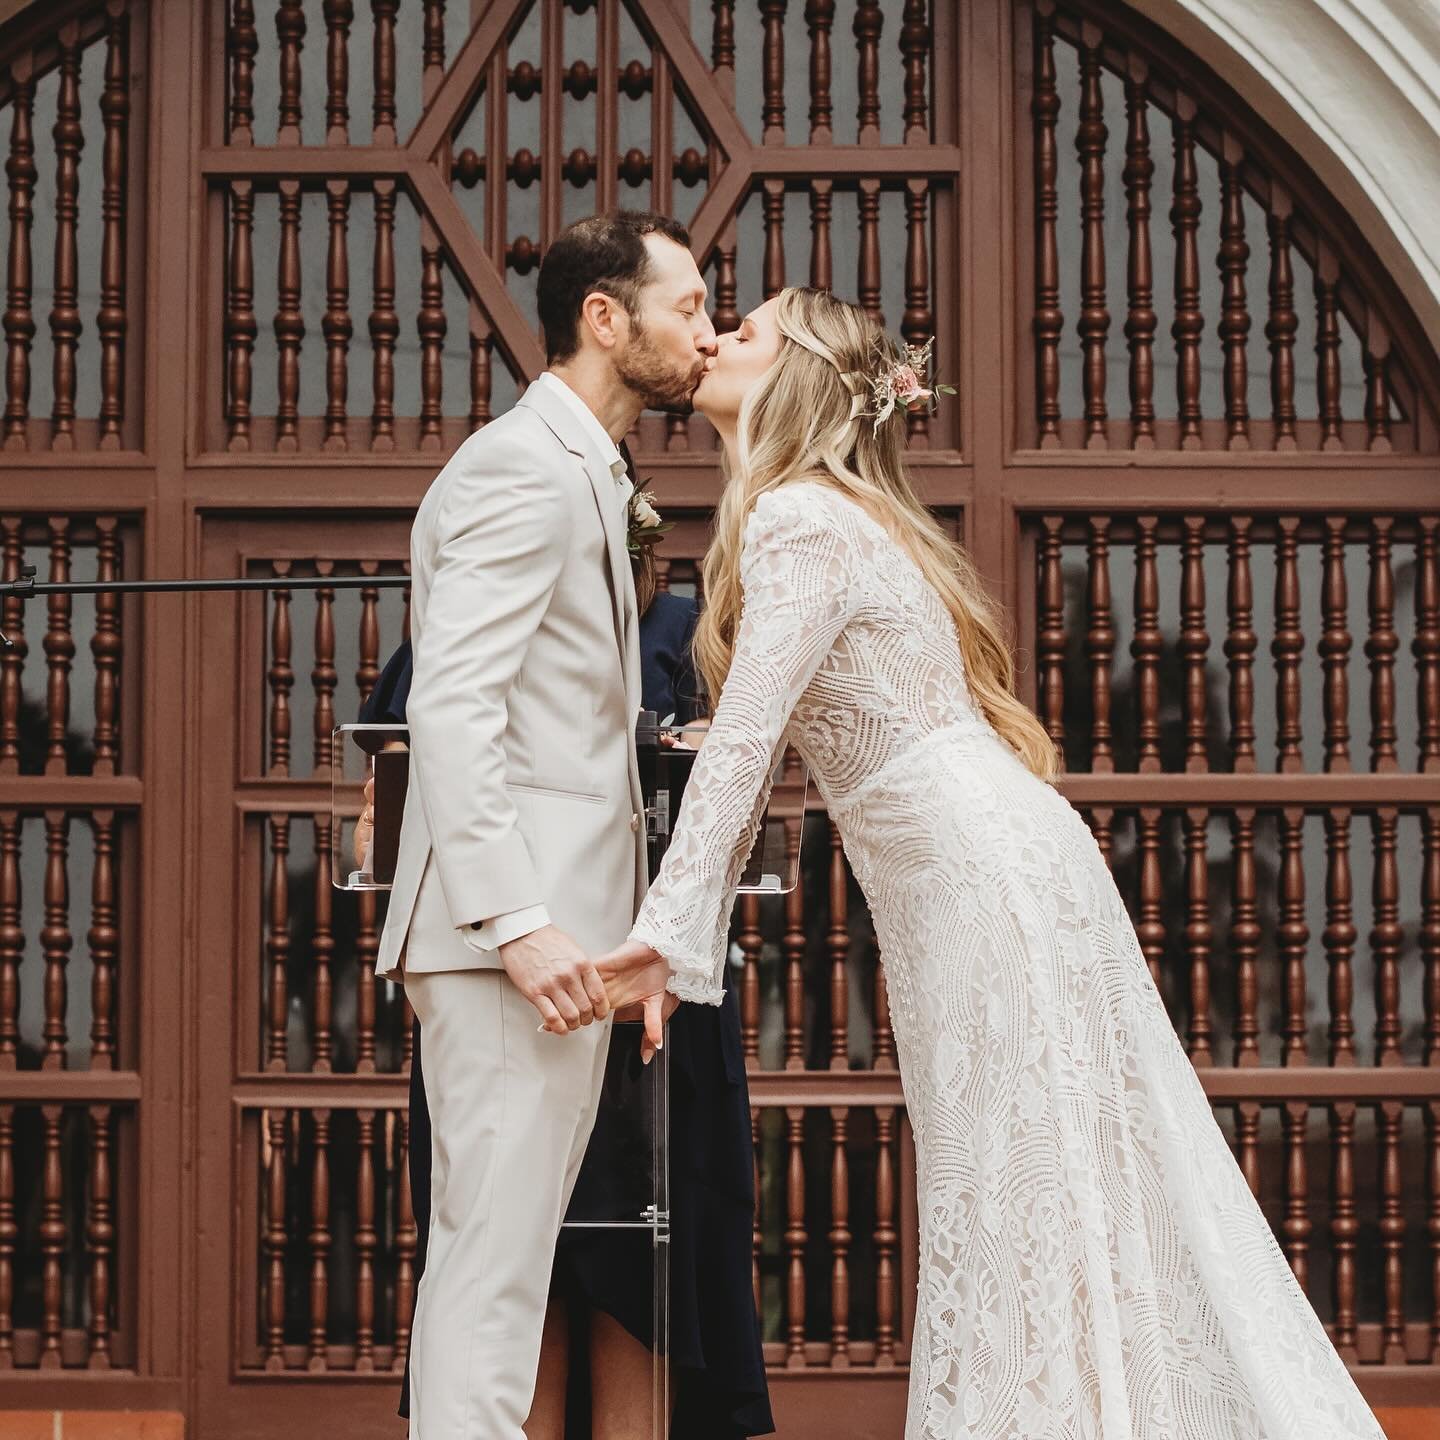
top-left (376, 211), bottom-right (716, 1436)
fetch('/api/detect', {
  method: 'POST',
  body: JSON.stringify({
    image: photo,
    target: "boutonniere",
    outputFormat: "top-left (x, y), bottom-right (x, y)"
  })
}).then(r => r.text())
top-left (626, 488), bottom-right (674, 556)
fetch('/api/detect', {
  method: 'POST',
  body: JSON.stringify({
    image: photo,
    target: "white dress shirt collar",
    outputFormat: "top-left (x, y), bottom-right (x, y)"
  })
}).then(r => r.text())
top-left (536, 370), bottom-right (628, 485)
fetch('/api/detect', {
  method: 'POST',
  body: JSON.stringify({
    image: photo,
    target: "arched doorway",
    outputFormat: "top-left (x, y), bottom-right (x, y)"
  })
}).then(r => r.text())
top-left (0, 1), bottom-right (1435, 1433)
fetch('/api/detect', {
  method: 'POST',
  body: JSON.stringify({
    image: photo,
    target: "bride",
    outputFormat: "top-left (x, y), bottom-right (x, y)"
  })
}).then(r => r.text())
top-left (593, 286), bottom-right (1385, 1438)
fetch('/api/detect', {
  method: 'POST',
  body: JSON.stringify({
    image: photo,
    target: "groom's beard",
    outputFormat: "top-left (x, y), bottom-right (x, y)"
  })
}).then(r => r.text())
top-left (615, 321), bottom-right (706, 414)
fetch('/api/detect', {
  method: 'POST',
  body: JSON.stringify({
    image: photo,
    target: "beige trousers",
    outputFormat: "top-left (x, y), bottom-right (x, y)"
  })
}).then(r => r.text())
top-left (404, 968), bottom-right (612, 1437)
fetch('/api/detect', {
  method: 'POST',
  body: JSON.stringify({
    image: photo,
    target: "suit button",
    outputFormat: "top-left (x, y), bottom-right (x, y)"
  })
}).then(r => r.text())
top-left (630, 812), bottom-right (641, 832)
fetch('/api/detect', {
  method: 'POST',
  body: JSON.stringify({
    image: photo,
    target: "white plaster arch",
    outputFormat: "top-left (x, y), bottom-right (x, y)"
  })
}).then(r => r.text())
top-left (1132, 0), bottom-right (1440, 353)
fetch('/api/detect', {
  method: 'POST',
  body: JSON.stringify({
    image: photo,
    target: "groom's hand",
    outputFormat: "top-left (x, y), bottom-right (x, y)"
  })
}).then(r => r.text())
top-left (499, 924), bottom-right (609, 1034)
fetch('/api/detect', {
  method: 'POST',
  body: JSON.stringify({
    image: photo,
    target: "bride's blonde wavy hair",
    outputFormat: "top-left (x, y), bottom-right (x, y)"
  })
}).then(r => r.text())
top-left (693, 286), bottom-right (1059, 781)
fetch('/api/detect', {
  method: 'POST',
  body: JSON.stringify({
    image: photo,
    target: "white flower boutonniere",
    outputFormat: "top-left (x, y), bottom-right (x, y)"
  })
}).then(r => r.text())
top-left (626, 488), bottom-right (674, 556)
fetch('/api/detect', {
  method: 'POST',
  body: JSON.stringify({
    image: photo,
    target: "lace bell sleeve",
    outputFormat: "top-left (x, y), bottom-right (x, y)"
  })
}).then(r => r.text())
top-left (628, 488), bottom-right (857, 1004)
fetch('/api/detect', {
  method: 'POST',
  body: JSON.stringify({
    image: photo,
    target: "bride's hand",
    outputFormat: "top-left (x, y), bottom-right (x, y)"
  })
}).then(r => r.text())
top-left (594, 940), bottom-right (676, 1061)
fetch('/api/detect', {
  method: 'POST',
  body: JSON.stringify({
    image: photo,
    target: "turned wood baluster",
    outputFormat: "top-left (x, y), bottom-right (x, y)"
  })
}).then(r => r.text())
top-left (1170, 93), bottom-right (1203, 449)
top-left (265, 816), bottom-right (292, 1070)
top-left (423, 0), bottom-right (446, 92)
top-left (900, 0), bottom-right (929, 139)
top-left (1368, 518), bottom-right (1399, 770)
top-left (1225, 517), bottom-right (1257, 772)
top-left (1330, 1098), bottom-right (1358, 1358)
top-left (1274, 517), bottom-right (1303, 771)
top-left (229, 0), bottom-right (258, 142)
top-left (1180, 517), bottom-right (1209, 770)
top-left (806, 0), bottom-right (835, 305)
top-left (873, 1102), bottom-right (898, 1366)
top-left (1379, 1097), bottom-right (1406, 1362)
top-left (854, 0), bottom-right (882, 141)
top-left (89, 811), bottom-right (118, 1069)
top-left (1236, 1100), bottom-right (1261, 1198)
top-left (1430, 1097), bottom-right (1440, 1361)
top-left (312, 813), bottom-right (335, 1072)
top-left (393, 1110), bottom-right (417, 1372)
top-left (1076, 26), bottom-right (1109, 448)
top-left (713, 226), bottom-right (740, 335)
top-left (469, 315), bottom-right (493, 430)
top-left (355, 1109), bottom-right (376, 1369)
top-left (92, 519), bottom-right (121, 774)
top-left (1417, 517), bottom-right (1440, 772)
top-left (1036, 517), bottom-right (1066, 745)
top-left (761, 0), bottom-right (786, 142)
top-left (739, 894), bottom-right (762, 1063)
top-left (355, 573), bottom-right (380, 1070)
top-left (322, 181), bottom-right (352, 450)
top-left (1231, 809), bottom-right (1260, 1065)
top-left (1373, 809), bottom-right (1402, 1065)
top-left (1122, 57), bottom-right (1156, 448)
top-left (39, 1105), bottom-right (64, 1367)
top-left (763, 183), bottom-right (786, 301)
top-left (226, 182), bottom-right (258, 450)
top-left (1183, 808), bottom-right (1213, 1064)
top-left (50, 25), bottom-right (84, 451)
top-left (0, 1107), bottom-right (13, 1361)
top-left (268, 567), bottom-right (294, 774)
top-left (1279, 809), bottom-right (1307, 1065)
top-left (1363, 310), bottom-right (1393, 453)
top-left (373, 0), bottom-right (399, 144)
top-left (1425, 810), bottom-right (1440, 1067)
top-left (44, 519), bottom-right (74, 776)
top-left (711, 0), bottom-right (735, 85)
top-left (1321, 518), bottom-right (1352, 770)
top-left (1325, 810), bottom-right (1357, 1065)
top-left (86, 1103), bottom-right (114, 1366)
top-left (857, 183), bottom-right (882, 324)
top-left (1136, 809), bottom-right (1164, 989)
top-left (1132, 516), bottom-right (1161, 770)
top-left (828, 822), bottom-right (848, 1067)
top-left (1217, 137), bottom-right (1250, 448)
top-left (784, 1106), bottom-right (807, 1364)
top-left (263, 1108), bottom-right (288, 1367)
top-left (370, 182), bottom-right (399, 450)
top-left (307, 1109), bottom-right (332, 1369)
top-left (1281, 1102), bottom-right (1310, 1290)
top-left (0, 815), bottom-right (18, 1066)
top-left (809, 181), bottom-right (833, 292)
top-left (275, 181), bottom-right (305, 451)
top-left (98, 3), bottom-right (131, 450)
top-left (784, 823), bottom-right (806, 1068)
top-left (3, 65), bottom-right (37, 448)
top-left (419, 226), bottom-right (448, 448)
top-left (1089, 808), bottom-right (1114, 869)
top-left (829, 1106), bottom-right (851, 1365)
top-left (1085, 517), bottom-right (1115, 771)
top-left (313, 564), bottom-right (337, 768)
top-left (322, 0), bottom-right (353, 141)
top-left (1315, 246), bottom-right (1343, 451)
top-left (1266, 188), bottom-right (1298, 450)
top-left (1032, 3), bottom-right (1062, 448)
top-left (0, 523), bottom-right (23, 771)
top-left (276, 0), bottom-right (306, 142)
top-left (41, 810), bottom-right (70, 1070)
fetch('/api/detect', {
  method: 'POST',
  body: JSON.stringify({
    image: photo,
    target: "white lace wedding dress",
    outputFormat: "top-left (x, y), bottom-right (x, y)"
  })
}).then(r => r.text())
top-left (628, 482), bottom-right (1385, 1439)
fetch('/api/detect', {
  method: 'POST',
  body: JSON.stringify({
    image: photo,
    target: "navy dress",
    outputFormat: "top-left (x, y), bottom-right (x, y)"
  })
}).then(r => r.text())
top-left (363, 592), bottom-right (774, 1438)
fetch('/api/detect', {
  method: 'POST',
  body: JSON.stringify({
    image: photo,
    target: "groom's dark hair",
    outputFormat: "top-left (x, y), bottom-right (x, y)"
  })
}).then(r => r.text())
top-left (538, 210), bottom-right (691, 363)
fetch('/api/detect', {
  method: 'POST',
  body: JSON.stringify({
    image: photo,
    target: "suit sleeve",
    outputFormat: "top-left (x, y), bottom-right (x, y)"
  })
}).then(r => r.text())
top-left (406, 432), bottom-right (575, 931)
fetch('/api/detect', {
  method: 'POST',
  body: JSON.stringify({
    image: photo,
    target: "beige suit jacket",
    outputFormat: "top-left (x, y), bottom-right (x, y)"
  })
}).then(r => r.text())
top-left (376, 381), bottom-right (648, 975)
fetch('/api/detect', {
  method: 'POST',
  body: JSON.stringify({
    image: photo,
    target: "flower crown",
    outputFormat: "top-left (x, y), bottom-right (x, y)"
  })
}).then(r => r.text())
top-left (840, 337), bottom-right (955, 430)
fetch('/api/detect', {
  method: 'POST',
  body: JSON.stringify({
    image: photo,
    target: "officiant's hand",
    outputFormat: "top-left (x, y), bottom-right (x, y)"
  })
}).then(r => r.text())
top-left (500, 925), bottom-right (609, 1034)
top-left (594, 941), bottom-right (676, 1063)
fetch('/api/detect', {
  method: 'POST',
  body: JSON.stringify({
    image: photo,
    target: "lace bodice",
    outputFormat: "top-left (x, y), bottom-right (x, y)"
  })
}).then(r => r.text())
top-left (630, 481), bottom-right (989, 1003)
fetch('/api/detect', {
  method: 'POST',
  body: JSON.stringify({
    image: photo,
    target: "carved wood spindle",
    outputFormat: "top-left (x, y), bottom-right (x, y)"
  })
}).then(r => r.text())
top-left (419, 225), bottom-right (448, 448)
top-left (1279, 809), bottom-right (1308, 1065)
top-left (355, 1109), bottom-right (376, 1368)
top-left (1132, 516), bottom-right (1161, 769)
top-left (0, 815), bottom-right (17, 1066)
top-left (857, 181), bottom-right (882, 324)
top-left (229, 0), bottom-right (258, 142)
top-left (785, 1106), bottom-right (807, 1365)
top-left (393, 1109), bottom-right (417, 1372)
top-left (1425, 810), bottom-right (1440, 1067)
top-left (263, 1108), bottom-right (288, 1368)
top-left (1217, 137), bottom-right (1250, 448)
top-left (1273, 517), bottom-right (1303, 770)
top-left (1321, 518), bottom-right (1352, 770)
top-left (370, 181), bottom-right (399, 450)
top-left (265, 817), bottom-right (292, 1070)
top-left (43, 518), bottom-right (74, 776)
top-left (1183, 807), bottom-right (1213, 1064)
top-left (828, 822), bottom-right (848, 1067)
top-left (1036, 517), bottom-right (1066, 745)
top-left (1378, 1096), bottom-right (1406, 1362)
top-left (0, 1106), bottom-right (13, 1361)
top-left (1363, 310), bottom-right (1393, 453)
top-left (713, 225), bottom-right (740, 335)
top-left (1373, 809), bottom-right (1402, 1065)
top-left (89, 811), bottom-right (118, 1069)
top-left (1330, 1098), bottom-right (1358, 1358)
top-left (275, 181), bottom-right (305, 451)
top-left (763, 183), bottom-right (786, 300)
top-left (1266, 188), bottom-right (1298, 450)
top-left (276, 0), bottom-right (307, 142)
top-left (829, 1106), bottom-right (851, 1365)
top-left (873, 1101), bottom-right (898, 1366)
top-left (1236, 1100), bottom-right (1261, 1198)
top-left (711, 0), bottom-right (735, 85)
top-left (422, 0), bottom-right (446, 93)
top-left (1367, 517), bottom-right (1399, 770)
top-left (1122, 56), bottom-right (1156, 448)
top-left (1180, 517), bottom-right (1209, 770)
top-left (739, 894), bottom-right (762, 1063)
top-left (1085, 516), bottom-right (1115, 771)
top-left (761, 0), bottom-right (786, 143)
top-left (307, 1109), bottom-right (332, 1369)
top-left (784, 822), bottom-right (805, 1068)
top-left (98, 3), bottom-right (131, 450)
top-left (900, 0), bottom-right (929, 139)
top-left (86, 1103), bottom-right (114, 1366)
top-left (92, 519), bottom-right (122, 774)
top-left (313, 566), bottom-right (338, 770)
top-left (872, 940), bottom-right (895, 1070)
top-left (0, 523), bottom-right (23, 771)
top-left (322, 0), bottom-right (353, 141)
top-left (468, 315), bottom-right (493, 430)
top-left (1281, 1101), bottom-right (1310, 1290)
top-left (1032, 2), bottom-right (1062, 448)
top-left (1325, 809), bottom-right (1357, 1065)
top-left (1076, 25), bottom-right (1109, 448)
top-left (39, 1105), bottom-right (64, 1367)
top-left (1417, 517), bottom-right (1440, 771)
top-left (1430, 1096), bottom-right (1440, 1362)
top-left (372, 0), bottom-right (399, 144)
top-left (1314, 245), bottom-right (1343, 451)
top-left (226, 182), bottom-right (258, 450)
top-left (902, 182), bottom-right (932, 442)
top-left (1136, 809), bottom-right (1164, 988)
top-left (312, 813), bottom-right (335, 1073)
top-left (1225, 516), bottom-right (1257, 772)
top-left (1231, 809), bottom-right (1260, 1065)
top-left (854, 0), bottom-right (882, 141)
top-left (50, 25), bottom-right (84, 451)
top-left (809, 181), bottom-right (833, 292)
top-left (355, 574), bottom-right (380, 1071)
top-left (1170, 93), bottom-right (1203, 449)
top-left (2, 65), bottom-right (37, 449)
top-left (268, 567), bottom-right (294, 775)
top-left (1089, 808), bottom-right (1114, 869)
top-left (322, 181), bottom-right (352, 450)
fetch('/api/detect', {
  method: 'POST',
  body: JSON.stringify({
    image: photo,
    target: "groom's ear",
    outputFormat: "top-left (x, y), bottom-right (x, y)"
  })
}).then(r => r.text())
top-left (579, 290), bottom-right (628, 353)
